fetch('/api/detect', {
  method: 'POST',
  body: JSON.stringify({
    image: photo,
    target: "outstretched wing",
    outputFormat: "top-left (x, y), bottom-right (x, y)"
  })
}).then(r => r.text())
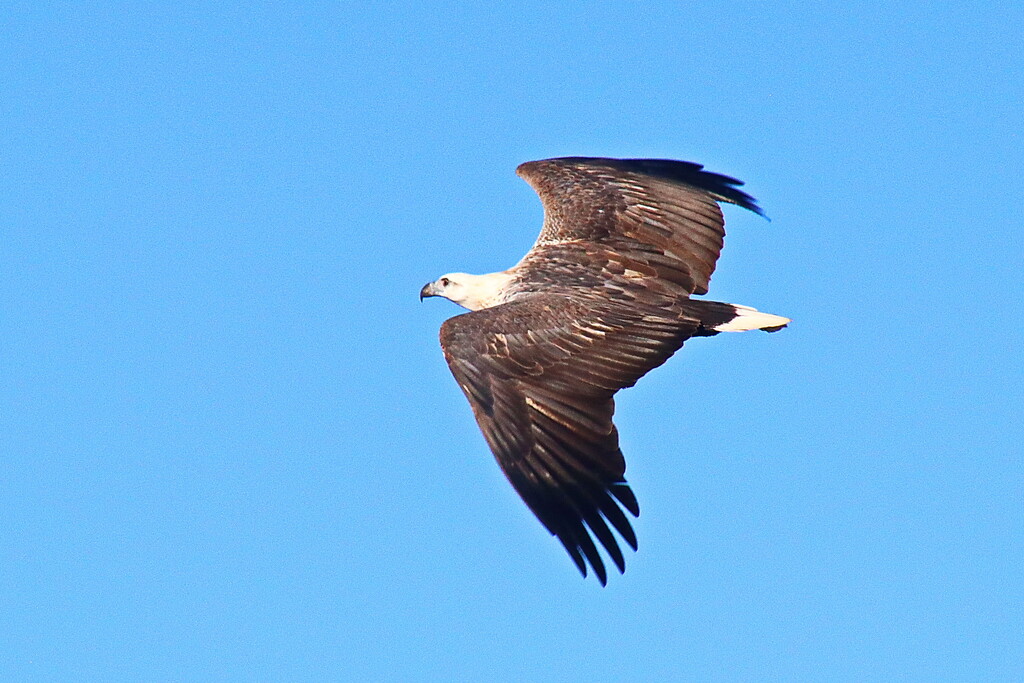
top-left (439, 294), bottom-right (701, 584)
top-left (516, 157), bottom-right (765, 296)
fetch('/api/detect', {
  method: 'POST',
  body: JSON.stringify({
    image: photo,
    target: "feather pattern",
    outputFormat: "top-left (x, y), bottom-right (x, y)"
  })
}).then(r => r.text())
top-left (515, 157), bottom-right (764, 296)
top-left (430, 157), bottom-right (781, 584)
top-left (441, 294), bottom-right (700, 583)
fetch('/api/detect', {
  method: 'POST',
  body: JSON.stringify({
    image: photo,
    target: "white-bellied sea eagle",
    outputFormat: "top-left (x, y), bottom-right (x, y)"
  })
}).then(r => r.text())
top-left (420, 157), bottom-right (789, 585)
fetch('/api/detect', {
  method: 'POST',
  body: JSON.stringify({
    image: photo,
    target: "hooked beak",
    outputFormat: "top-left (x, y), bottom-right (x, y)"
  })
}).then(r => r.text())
top-left (419, 281), bottom-right (439, 301)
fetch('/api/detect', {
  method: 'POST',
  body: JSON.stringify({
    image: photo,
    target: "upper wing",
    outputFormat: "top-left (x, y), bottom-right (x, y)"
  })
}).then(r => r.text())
top-left (516, 157), bottom-right (765, 296)
top-left (439, 294), bottom-right (701, 584)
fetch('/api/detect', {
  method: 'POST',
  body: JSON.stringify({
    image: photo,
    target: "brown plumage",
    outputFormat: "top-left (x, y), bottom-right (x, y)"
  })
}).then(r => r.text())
top-left (421, 157), bottom-right (789, 585)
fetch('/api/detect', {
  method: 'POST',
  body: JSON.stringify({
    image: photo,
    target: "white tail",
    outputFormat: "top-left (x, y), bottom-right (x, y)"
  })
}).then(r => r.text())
top-left (713, 304), bottom-right (791, 332)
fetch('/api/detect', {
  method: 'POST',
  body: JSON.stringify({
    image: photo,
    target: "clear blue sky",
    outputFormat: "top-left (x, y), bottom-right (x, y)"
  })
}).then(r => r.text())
top-left (3, 2), bottom-right (1022, 680)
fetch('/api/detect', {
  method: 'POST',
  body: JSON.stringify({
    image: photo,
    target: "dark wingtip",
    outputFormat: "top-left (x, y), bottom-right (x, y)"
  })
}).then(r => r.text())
top-left (564, 542), bottom-right (588, 580)
top-left (610, 482), bottom-right (640, 518)
top-left (625, 158), bottom-right (768, 219)
top-left (580, 535), bottom-right (608, 586)
top-left (543, 156), bottom-right (769, 219)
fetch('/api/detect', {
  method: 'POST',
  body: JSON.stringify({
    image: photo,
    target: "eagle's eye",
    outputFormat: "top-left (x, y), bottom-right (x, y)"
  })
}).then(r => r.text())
top-left (440, 277), bottom-right (451, 287)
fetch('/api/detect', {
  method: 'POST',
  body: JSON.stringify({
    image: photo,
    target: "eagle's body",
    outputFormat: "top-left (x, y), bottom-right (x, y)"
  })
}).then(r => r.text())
top-left (421, 157), bottom-right (789, 584)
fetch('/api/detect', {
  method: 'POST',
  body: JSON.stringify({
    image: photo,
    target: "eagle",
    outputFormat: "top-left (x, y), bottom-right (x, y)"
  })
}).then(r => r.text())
top-left (420, 157), bottom-right (789, 585)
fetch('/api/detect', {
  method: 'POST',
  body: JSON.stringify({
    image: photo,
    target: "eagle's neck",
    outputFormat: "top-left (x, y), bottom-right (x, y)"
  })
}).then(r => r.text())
top-left (454, 271), bottom-right (515, 311)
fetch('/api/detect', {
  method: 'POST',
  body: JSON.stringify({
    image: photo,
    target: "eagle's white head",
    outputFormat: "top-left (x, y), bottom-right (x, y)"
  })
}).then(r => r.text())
top-left (419, 271), bottom-right (514, 311)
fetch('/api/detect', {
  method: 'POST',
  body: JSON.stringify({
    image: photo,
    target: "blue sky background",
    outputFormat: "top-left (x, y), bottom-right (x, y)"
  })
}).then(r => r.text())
top-left (3, 2), bottom-right (1022, 680)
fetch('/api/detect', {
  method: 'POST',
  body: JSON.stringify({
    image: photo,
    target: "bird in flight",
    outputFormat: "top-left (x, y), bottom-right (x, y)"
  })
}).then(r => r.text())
top-left (420, 157), bottom-right (789, 585)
